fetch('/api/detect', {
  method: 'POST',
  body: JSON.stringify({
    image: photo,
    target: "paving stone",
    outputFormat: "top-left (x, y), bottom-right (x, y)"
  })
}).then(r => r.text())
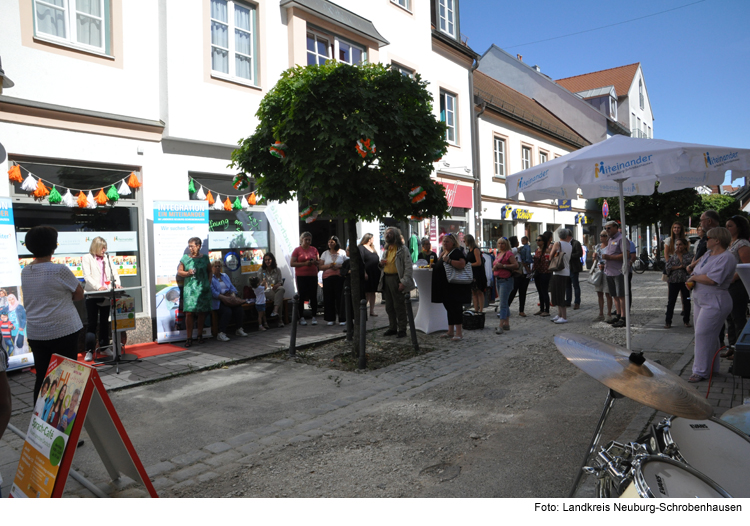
top-left (253, 425), bottom-right (281, 437)
top-left (203, 450), bottom-right (242, 468)
top-left (171, 479), bottom-right (196, 492)
top-left (145, 461), bottom-right (176, 477)
top-left (237, 443), bottom-right (260, 455)
top-left (259, 435), bottom-right (286, 446)
top-left (114, 488), bottom-right (149, 498)
top-left (271, 418), bottom-right (296, 428)
top-left (171, 450), bottom-right (209, 466)
top-left (197, 471), bottom-right (220, 483)
top-left (170, 463), bottom-right (210, 482)
top-left (150, 477), bottom-right (174, 490)
top-left (226, 432), bottom-right (259, 447)
top-left (288, 435), bottom-right (313, 444)
top-left (204, 442), bottom-right (232, 454)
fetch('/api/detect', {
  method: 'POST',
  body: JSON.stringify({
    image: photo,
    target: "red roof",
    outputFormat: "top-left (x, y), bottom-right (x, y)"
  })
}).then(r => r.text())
top-left (556, 63), bottom-right (640, 99)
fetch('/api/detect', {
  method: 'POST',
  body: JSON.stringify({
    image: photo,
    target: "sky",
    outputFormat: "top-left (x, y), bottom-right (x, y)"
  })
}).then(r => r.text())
top-left (460, 0), bottom-right (749, 185)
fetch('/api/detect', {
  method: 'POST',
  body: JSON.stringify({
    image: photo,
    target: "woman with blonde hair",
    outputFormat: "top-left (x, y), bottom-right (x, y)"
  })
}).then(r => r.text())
top-left (432, 233), bottom-right (470, 340)
top-left (492, 237), bottom-right (518, 333)
top-left (82, 236), bottom-right (122, 361)
top-left (664, 222), bottom-right (686, 259)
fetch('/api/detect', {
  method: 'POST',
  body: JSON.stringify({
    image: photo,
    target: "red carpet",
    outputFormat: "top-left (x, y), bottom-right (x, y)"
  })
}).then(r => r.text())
top-left (75, 341), bottom-right (185, 364)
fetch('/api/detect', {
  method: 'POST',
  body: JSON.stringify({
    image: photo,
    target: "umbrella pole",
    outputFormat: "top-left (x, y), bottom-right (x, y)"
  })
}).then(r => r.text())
top-left (617, 180), bottom-right (631, 351)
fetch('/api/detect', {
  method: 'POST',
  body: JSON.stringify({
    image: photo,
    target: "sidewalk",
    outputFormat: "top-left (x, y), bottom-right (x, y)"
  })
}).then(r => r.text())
top-left (6, 306), bottom-right (392, 416)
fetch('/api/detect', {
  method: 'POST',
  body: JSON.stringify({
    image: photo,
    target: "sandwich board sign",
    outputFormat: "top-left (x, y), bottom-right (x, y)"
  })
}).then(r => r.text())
top-left (10, 354), bottom-right (157, 498)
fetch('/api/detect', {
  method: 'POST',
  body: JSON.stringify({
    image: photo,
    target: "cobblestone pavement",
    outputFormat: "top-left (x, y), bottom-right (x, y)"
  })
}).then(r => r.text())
top-left (2, 273), bottom-right (748, 497)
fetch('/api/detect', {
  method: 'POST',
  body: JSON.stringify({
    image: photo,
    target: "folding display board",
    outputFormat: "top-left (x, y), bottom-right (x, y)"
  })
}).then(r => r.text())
top-left (10, 354), bottom-right (157, 498)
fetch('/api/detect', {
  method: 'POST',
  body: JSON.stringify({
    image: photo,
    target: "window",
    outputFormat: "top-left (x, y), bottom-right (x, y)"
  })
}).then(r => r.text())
top-left (307, 33), bottom-right (330, 65)
top-left (211, 0), bottom-right (257, 84)
top-left (493, 137), bottom-right (506, 178)
top-left (391, 0), bottom-right (410, 9)
top-left (648, 125), bottom-right (652, 139)
top-left (522, 146), bottom-right (531, 170)
top-left (33, 0), bottom-right (109, 54)
top-left (392, 63), bottom-right (415, 78)
top-left (438, 0), bottom-right (456, 38)
top-left (609, 97), bottom-right (617, 120)
top-left (539, 151), bottom-right (548, 164)
top-left (639, 79), bottom-right (644, 110)
top-left (440, 90), bottom-right (457, 144)
top-left (307, 31), bottom-right (365, 66)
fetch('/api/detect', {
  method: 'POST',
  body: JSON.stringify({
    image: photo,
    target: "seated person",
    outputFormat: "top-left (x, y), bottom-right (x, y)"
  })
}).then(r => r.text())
top-left (210, 260), bottom-right (247, 342)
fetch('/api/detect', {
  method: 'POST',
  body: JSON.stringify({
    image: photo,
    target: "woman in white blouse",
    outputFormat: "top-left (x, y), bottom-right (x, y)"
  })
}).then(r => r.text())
top-left (319, 235), bottom-right (348, 326)
top-left (81, 237), bottom-right (121, 361)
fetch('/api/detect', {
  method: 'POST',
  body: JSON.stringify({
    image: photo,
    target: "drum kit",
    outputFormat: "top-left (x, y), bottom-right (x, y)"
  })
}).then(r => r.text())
top-left (556, 333), bottom-right (750, 499)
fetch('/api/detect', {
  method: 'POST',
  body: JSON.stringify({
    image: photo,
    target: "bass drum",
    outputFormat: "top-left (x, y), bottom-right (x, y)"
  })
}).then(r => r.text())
top-left (651, 416), bottom-right (750, 498)
top-left (619, 456), bottom-right (730, 498)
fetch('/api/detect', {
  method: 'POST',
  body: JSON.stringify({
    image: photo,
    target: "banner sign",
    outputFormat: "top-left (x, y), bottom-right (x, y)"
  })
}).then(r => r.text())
top-left (11, 355), bottom-right (157, 498)
top-left (0, 198), bottom-right (31, 371)
top-left (17, 231), bottom-right (138, 256)
top-left (557, 199), bottom-right (572, 211)
top-left (154, 201), bottom-right (209, 343)
top-left (263, 202), bottom-right (297, 293)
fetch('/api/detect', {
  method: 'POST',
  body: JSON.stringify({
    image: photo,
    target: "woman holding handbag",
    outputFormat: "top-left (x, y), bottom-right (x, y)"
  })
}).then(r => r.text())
top-left (493, 237), bottom-right (519, 334)
top-left (592, 230), bottom-right (613, 321)
top-left (664, 238), bottom-right (692, 329)
top-left (549, 228), bottom-right (573, 324)
top-left (431, 233), bottom-right (471, 341)
top-left (533, 232), bottom-right (553, 317)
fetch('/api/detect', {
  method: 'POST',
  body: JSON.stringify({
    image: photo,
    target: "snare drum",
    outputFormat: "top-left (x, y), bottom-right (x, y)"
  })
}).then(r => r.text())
top-left (648, 416), bottom-right (750, 497)
top-left (619, 456), bottom-right (730, 498)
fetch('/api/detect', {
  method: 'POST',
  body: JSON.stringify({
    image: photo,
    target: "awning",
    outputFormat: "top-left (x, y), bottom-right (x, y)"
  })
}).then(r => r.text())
top-left (439, 181), bottom-right (473, 209)
top-left (280, 0), bottom-right (389, 46)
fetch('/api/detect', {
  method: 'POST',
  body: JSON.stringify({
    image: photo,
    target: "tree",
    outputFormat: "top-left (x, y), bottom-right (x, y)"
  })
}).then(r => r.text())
top-left (231, 62), bottom-right (450, 358)
top-left (691, 193), bottom-right (745, 226)
top-left (596, 186), bottom-right (701, 230)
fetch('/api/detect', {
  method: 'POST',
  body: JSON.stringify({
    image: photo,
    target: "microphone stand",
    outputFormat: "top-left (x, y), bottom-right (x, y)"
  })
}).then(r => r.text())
top-left (97, 254), bottom-right (140, 374)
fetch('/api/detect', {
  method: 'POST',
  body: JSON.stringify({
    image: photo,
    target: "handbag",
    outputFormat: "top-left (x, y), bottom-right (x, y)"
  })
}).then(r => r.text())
top-left (444, 250), bottom-right (473, 285)
top-left (219, 293), bottom-right (246, 307)
top-left (548, 252), bottom-right (565, 272)
top-left (587, 266), bottom-right (604, 286)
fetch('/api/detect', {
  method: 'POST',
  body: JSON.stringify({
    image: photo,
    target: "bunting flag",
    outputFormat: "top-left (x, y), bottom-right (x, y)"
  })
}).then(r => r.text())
top-left (233, 173), bottom-right (249, 191)
top-left (127, 172), bottom-right (141, 188)
top-left (269, 142), bottom-right (287, 158)
top-left (188, 179), bottom-right (196, 194)
top-left (248, 192), bottom-right (257, 206)
top-left (8, 165), bottom-right (23, 183)
top-left (232, 196), bottom-right (243, 210)
top-left (240, 195), bottom-right (249, 209)
top-left (223, 197), bottom-right (232, 211)
top-left (77, 191), bottom-right (89, 208)
top-left (62, 189), bottom-right (75, 207)
top-left (95, 189), bottom-right (109, 205)
top-left (195, 185), bottom-right (206, 200)
top-left (48, 186), bottom-right (62, 204)
top-left (213, 194), bottom-right (225, 211)
top-left (8, 163), bottom-right (141, 206)
top-left (409, 186), bottom-right (427, 204)
top-left (205, 190), bottom-right (214, 206)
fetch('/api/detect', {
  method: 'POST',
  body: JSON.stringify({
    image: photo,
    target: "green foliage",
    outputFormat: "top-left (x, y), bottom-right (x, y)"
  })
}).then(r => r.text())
top-left (231, 61), bottom-right (450, 221)
top-left (692, 194), bottom-right (746, 226)
top-left (596, 186), bottom-right (701, 228)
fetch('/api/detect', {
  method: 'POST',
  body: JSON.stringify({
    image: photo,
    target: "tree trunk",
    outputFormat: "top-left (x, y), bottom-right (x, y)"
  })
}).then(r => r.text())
top-left (347, 219), bottom-right (363, 358)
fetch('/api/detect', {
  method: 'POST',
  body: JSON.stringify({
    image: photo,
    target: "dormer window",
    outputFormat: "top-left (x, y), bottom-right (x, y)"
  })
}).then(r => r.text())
top-left (438, 0), bottom-right (456, 38)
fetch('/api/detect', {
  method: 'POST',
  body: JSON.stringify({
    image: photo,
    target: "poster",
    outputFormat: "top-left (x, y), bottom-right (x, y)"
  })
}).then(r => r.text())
top-left (11, 358), bottom-right (90, 498)
top-left (0, 197), bottom-right (31, 371)
top-left (114, 296), bottom-right (135, 331)
top-left (153, 201), bottom-right (209, 343)
top-left (16, 231), bottom-right (138, 256)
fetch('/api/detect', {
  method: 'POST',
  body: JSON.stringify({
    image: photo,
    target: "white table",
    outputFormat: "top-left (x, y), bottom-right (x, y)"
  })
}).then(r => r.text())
top-left (413, 267), bottom-right (448, 334)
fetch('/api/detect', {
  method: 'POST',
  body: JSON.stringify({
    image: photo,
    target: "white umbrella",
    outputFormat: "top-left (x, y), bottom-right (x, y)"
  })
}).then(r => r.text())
top-left (506, 135), bottom-right (750, 350)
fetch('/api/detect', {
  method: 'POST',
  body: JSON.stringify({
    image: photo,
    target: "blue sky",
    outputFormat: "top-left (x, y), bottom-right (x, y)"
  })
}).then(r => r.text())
top-left (460, 0), bottom-right (749, 185)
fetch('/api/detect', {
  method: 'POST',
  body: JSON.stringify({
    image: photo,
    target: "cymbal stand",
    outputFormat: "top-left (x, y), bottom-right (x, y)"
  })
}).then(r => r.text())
top-left (568, 388), bottom-right (623, 498)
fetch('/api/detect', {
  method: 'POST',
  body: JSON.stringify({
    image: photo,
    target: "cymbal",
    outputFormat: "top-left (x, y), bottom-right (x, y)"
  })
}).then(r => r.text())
top-left (720, 404), bottom-right (750, 436)
top-left (554, 333), bottom-right (713, 420)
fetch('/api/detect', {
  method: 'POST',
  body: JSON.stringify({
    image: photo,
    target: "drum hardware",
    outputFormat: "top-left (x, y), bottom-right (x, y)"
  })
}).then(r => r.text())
top-left (619, 456), bottom-right (731, 499)
top-left (720, 403), bottom-right (750, 435)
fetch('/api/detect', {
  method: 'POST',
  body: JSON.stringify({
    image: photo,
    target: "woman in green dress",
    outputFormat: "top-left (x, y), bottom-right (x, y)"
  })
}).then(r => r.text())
top-left (177, 237), bottom-right (211, 347)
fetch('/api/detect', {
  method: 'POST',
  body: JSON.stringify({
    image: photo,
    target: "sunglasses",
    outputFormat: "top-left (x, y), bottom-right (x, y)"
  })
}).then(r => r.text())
top-left (536, 238), bottom-right (543, 241)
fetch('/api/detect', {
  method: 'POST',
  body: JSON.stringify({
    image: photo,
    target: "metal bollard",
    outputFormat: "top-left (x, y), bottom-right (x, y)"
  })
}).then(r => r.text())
top-left (289, 294), bottom-right (299, 358)
top-left (358, 299), bottom-right (367, 370)
top-left (404, 292), bottom-right (419, 353)
top-left (344, 283), bottom-right (353, 341)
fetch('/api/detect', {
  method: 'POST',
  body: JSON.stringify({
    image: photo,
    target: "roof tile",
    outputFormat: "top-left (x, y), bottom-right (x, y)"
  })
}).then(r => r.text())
top-left (556, 63), bottom-right (640, 99)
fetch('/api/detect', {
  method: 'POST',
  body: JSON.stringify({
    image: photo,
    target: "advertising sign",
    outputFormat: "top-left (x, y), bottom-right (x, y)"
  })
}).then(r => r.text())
top-left (114, 296), bottom-right (135, 331)
top-left (154, 201), bottom-right (209, 343)
top-left (16, 231), bottom-right (138, 256)
top-left (11, 355), bottom-right (157, 498)
top-left (0, 197), bottom-right (31, 371)
top-left (557, 199), bottom-right (572, 211)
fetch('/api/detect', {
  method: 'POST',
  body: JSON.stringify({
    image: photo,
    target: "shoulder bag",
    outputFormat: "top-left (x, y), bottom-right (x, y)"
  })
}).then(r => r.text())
top-left (548, 251), bottom-right (565, 272)
top-left (587, 265), bottom-right (604, 286)
top-left (444, 250), bottom-right (473, 285)
top-left (219, 293), bottom-right (246, 307)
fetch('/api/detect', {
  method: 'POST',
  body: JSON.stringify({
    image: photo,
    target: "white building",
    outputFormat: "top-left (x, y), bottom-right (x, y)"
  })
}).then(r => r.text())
top-left (0, 0), bottom-right (478, 341)
top-left (473, 70), bottom-right (591, 249)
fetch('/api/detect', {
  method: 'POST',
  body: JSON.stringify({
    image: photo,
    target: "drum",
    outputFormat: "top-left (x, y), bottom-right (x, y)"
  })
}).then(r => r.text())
top-left (647, 416), bottom-right (750, 497)
top-left (619, 456), bottom-right (730, 498)
top-left (720, 404), bottom-right (750, 436)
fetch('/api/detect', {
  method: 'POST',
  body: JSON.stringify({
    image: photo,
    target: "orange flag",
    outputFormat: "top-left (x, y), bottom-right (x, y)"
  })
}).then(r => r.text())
top-left (206, 190), bottom-right (215, 205)
top-left (33, 179), bottom-right (50, 198)
top-left (95, 189), bottom-right (109, 205)
top-left (77, 191), bottom-right (88, 208)
top-left (127, 172), bottom-right (141, 188)
top-left (248, 192), bottom-right (257, 205)
top-left (223, 197), bottom-right (232, 211)
top-left (8, 165), bottom-right (23, 183)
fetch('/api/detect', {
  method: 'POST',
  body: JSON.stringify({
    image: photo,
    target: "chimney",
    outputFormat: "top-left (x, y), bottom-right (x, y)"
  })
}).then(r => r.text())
top-left (517, 54), bottom-right (522, 62)
top-left (532, 65), bottom-right (541, 73)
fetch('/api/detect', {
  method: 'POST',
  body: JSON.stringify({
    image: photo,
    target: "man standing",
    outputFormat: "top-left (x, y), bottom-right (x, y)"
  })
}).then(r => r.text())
top-left (688, 210), bottom-right (720, 270)
top-left (378, 227), bottom-right (415, 338)
top-left (566, 233), bottom-right (583, 309)
top-left (516, 236), bottom-right (533, 316)
top-left (602, 220), bottom-right (628, 328)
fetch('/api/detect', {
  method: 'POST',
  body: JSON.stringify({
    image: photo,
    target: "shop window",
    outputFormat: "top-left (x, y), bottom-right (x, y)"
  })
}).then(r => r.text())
top-left (211, 0), bottom-right (258, 85)
top-left (33, 0), bottom-right (111, 55)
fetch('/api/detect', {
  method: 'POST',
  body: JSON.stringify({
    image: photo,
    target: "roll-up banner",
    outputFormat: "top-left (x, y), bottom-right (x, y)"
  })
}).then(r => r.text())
top-left (153, 201), bottom-right (209, 343)
top-left (0, 197), bottom-right (31, 371)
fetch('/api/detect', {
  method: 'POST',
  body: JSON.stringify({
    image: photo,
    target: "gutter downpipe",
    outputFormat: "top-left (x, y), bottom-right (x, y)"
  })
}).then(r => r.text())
top-left (469, 59), bottom-right (484, 244)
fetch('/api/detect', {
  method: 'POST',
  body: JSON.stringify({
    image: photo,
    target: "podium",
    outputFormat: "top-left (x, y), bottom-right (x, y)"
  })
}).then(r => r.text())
top-left (84, 285), bottom-right (142, 373)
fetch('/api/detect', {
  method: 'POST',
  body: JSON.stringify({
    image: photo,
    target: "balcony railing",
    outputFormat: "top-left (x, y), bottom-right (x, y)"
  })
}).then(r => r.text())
top-left (631, 128), bottom-right (649, 139)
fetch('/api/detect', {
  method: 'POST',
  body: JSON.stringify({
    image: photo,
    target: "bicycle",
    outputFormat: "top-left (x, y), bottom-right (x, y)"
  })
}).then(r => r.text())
top-left (632, 258), bottom-right (646, 274)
